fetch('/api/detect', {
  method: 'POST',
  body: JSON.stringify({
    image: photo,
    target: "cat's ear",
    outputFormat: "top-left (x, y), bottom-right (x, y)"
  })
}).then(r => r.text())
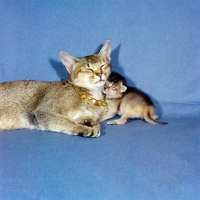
top-left (99, 40), bottom-right (111, 62)
top-left (59, 51), bottom-right (79, 73)
top-left (120, 83), bottom-right (127, 93)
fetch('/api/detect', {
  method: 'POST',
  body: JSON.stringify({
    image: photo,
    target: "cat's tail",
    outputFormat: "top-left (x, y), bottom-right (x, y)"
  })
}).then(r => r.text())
top-left (144, 108), bottom-right (168, 125)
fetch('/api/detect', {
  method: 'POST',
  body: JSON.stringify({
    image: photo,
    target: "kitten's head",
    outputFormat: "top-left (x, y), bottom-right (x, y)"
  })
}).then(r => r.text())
top-left (59, 40), bottom-right (111, 92)
top-left (103, 72), bottom-right (127, 99)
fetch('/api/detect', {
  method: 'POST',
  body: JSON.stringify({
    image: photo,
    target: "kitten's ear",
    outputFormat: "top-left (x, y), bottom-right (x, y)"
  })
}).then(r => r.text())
top-left (121, 83), bottom-right (127, 93)
top-left (59, 51), bottom-right (79, 74)
top-left (99, 40), bottom-right (111, 62)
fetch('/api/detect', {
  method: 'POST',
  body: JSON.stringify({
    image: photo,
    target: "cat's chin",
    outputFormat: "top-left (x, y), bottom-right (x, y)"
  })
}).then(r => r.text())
top-left (96, 81), bottom-right (105, 84)
top-left (74, 81), bottom-right (105, 92)
top-left (94, 81), bottom-right (106, 89)
top-left (87, 81), bottom-right (106, 94)
top-left (94, 79), bottom-right (106, 85)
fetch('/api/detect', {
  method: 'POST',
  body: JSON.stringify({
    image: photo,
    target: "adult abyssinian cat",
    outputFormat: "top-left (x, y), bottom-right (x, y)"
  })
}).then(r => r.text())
top-left (0, 40), bottom-right (111, 137)
top-left (100, 72), bottom-right (167, 125)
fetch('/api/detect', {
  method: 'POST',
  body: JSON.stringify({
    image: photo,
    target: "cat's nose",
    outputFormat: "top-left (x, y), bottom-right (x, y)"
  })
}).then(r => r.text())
top-left (96, 73), bottom-right (102, 79)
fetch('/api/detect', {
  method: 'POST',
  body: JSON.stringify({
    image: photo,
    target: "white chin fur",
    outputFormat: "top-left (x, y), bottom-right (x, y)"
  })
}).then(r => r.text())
top-left (95, 80), bottom-right (105, 85)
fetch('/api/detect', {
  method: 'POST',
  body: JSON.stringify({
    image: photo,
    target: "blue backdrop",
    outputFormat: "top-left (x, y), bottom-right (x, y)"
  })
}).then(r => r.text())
top-left (0, 1), bottom-right (200, 200)
top-left (0, 0), bottom-right (200, 118)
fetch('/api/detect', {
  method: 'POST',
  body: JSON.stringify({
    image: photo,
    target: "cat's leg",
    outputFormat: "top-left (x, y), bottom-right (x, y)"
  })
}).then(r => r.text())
top-left (0, 108), bottom-right (36, 131)
top-left (31, 111), bottom-right (100, 137)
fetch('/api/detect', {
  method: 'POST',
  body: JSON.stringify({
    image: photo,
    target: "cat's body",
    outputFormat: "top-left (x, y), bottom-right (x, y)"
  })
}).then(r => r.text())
top-left (0, 40), bottom-right (111, 137)
top-left (100, 72), bottom-right (167, 125)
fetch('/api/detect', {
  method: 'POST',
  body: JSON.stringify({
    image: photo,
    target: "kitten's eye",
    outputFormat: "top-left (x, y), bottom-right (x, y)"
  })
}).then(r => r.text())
top-left (111, 86), bottom-right (116, 90)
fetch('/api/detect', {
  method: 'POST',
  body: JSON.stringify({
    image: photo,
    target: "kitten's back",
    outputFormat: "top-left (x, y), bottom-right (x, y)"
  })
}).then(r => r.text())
top-left (124, 86), bottom-right (154, 106)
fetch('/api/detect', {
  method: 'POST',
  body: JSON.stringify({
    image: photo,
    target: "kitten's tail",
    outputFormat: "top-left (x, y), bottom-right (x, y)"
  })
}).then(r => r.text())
top-left (144, 109), bottom-right (168, 125)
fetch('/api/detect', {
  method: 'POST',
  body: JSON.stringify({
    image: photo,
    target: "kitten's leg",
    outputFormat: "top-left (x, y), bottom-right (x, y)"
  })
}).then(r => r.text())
top-left (144, 110), bottom-right (168, 125)
top-left (107, 115), bottom-right (129, 125)
top-left (152, 115), bottom-right (158, 120)
top-left (31, 111), bottom-right (100, 137)
top-left (99, 111), bottom-right (116, 122)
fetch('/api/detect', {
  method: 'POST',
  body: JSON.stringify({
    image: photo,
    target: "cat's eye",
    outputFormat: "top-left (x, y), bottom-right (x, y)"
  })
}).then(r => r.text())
top-left (100, 64), bottom-right (106, 69)
top-left (85, 68), bottom-right (94, 72)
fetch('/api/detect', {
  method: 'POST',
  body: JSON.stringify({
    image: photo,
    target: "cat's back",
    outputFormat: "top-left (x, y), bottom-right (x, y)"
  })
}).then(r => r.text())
top-left (0, 80), bottom-right (77, 101)
top-left (0, 81), bottom-right (63, 108)
top-left (0, 80), bottom-right (49, 89)
top-left (0, 80), bottom-right (87, 112)
top-left (0, 80), bottom-right (50, 98)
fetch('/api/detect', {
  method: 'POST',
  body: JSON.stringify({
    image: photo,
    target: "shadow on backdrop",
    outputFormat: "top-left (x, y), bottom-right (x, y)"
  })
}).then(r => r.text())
top-left (49, 58), bottom-right (68, 80)
top-left (111, 44), bottom-right (164, 118)
top-left (111, 45), bottom-right (135, 87)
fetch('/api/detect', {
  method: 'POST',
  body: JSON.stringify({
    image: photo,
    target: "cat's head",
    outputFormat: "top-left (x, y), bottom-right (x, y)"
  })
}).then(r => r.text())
top-left (103, 72), bottom-right (127, 99)
top-left (59, 40), bottom-right (111, 92)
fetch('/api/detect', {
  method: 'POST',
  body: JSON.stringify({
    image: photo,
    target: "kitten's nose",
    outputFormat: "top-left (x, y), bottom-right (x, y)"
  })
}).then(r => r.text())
top-left (104, 84), bottom-right (109, 89)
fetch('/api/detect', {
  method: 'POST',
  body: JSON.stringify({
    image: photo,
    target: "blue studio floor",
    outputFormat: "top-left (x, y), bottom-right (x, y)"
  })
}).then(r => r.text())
top-left (0, 118), bottom-right (199, 200)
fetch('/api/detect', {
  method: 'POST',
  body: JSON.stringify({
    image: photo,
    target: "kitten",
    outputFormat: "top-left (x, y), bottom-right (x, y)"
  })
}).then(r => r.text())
top-left (100, 72), bottom-right (168, 125)
top-left (0, 40), bottom-right (112, 137)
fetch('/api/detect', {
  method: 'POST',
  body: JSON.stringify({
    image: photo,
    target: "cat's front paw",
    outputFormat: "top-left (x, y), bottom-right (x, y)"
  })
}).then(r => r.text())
top-left (78, 126), bottom-right (100, 138)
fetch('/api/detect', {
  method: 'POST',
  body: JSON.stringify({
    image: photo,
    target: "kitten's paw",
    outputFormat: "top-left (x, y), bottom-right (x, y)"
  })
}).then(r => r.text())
top-left (107, 120), bottom-right (118, 125)
top-left (107, 119), bottom-right (126, 125)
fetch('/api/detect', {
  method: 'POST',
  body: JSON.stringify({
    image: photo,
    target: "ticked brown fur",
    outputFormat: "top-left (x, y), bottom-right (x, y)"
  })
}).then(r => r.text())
top-left (100, 72), bottom-right (168, 125)
top-left (0, 40), bottom-right (112, 137)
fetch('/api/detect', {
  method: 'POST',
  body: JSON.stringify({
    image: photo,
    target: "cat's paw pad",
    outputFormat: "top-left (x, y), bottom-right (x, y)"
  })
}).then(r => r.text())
top-left (77, 118), bottom-right (97, 127)
top-left (83, 119), bottom-right (95, 127)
